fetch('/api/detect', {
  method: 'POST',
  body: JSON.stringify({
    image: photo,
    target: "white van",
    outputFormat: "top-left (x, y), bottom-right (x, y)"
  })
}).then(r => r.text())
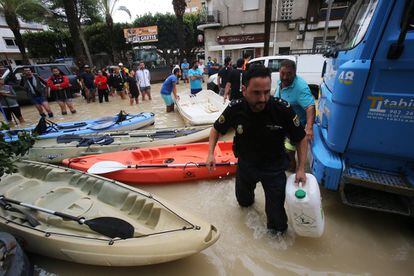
top-left (248, 54), bottom-right (325, 98)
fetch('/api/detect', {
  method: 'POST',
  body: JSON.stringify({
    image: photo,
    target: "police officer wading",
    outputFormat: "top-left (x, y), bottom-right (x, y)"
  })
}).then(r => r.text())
top-left (206, 65), bottom-right (308, 234)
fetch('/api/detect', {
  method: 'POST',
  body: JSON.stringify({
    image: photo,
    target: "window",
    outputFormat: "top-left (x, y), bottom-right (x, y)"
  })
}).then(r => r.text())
top-left (4, 38), bottom-right (17, 48)
top-left (408, 4), bottom-right (414, 30)
top-left (313, 36), bottom-right (336, 50)
top-left (279, 47), bottom-right (290, 55)
top-left (243, 0), bottom-right (259, 11)
top-left (242, 49), bottom-right (255, 59)
top-left (280, 0), bottom-right (294, 21)
top-left (336, 0), bottom-right (378, 50)
top-left (250, 60), bottom-right (265, 67)
top-left (268, 59), bottom-right (282, 72)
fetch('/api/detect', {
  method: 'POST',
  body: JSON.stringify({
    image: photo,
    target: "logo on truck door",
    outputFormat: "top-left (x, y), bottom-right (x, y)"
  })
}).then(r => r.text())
top-left (338, 71), bottom-right (354, 85)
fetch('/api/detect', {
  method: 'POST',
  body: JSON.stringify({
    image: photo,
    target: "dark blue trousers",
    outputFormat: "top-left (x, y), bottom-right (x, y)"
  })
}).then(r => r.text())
top-left (235, 158), bottom-right (288, 232)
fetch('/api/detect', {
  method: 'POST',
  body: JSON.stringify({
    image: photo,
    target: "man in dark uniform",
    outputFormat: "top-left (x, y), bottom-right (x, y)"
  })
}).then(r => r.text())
top-left (206, 65), bottom-right (308, 234)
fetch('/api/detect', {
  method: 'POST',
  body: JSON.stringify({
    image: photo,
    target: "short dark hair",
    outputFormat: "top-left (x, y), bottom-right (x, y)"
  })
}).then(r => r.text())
top-left (173, 68), bottom-right (180, 75)
top-left (224, 56), bottom-right (231, 65)
top-left (192, 61), bottom-right (198, 67)
top-left (280, 59), bottom-right (296, 72)
top-left (243, 52), bottom-right (251, 59)
top-left (236, 58), bottom-right (244, 68)
top-left (243, 64), bottom-right (271, 87)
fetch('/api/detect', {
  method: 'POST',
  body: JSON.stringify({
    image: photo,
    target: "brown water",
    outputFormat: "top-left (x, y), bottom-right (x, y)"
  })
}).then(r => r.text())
top-left (15, 83), bottom-right (414, 275)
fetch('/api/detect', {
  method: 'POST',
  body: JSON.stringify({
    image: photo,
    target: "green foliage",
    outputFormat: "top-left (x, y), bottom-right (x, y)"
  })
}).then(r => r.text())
top-left (22, 31), bottom-right (73, 58)
top-left (42, 0), bottom-right (103, 26)
top-left (0, 125), bottom-right (35, 178)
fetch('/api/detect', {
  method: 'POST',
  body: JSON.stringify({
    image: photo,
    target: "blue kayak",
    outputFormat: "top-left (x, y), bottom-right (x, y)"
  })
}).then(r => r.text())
top-left (2, 112), bottom-right (155, 142)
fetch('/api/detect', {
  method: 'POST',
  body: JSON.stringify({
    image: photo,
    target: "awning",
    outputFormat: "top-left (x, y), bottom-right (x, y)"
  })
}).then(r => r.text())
top-left (208, 42), bottom-right (274, 51)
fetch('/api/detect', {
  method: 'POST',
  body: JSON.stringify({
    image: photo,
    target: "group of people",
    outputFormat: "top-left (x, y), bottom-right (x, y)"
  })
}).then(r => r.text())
top-left (78, 62), bottom-right (152, 106)
top-left (0, 62), bottom-right (153, 125)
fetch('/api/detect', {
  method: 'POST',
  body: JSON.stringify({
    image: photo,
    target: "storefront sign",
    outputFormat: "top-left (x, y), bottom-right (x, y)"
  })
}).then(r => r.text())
top-left (124, 26), bottom-right (158, 43)
top-left (217, 34), bottom-right (265, 45)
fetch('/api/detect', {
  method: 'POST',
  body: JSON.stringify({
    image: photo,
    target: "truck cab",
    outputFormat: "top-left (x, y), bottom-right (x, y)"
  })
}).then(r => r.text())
top-left (312, 0), bottom-right (414, 215)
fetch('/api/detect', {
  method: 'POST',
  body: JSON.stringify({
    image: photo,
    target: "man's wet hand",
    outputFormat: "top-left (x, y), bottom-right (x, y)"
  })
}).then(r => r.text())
top-left (295, 170), bottom-right (307, 185)
top-left (206, 154), bottom-right (216, 172)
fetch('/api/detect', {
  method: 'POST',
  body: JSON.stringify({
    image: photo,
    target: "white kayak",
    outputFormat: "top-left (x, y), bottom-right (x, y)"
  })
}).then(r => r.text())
top-left (25, 126), bottom-right (211, 164)
top-left (0, 161), bottom-right (219, 266)
top-left (176, 90), bottom-right (229, 125)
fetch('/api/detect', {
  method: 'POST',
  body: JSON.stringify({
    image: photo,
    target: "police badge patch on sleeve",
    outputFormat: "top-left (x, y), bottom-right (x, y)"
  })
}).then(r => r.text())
top-left (236, 124), bottom-right (243, 134)
top-left (293, 115), bottom-right (300, 127)
top-left (219, 115), bottom-right (225, 124)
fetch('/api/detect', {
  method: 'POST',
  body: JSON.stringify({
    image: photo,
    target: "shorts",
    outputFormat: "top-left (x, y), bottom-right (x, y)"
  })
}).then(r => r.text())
top-left (116, 86), bottom-right (124, 92)
top-left (3, 106), bottom-right (22, 121)
top-left (161, 93), bottom-right (174, 106)
top-left (191, 88), bottom-right (202, 95)
top-left (182, 71), bottom-right (188, 79)
top-left (129, 89), bottom-right (139, 98)
top-left (54, 89), bottom-right (73, 102)
top-left (140, 86), bottom-right (150, 92)
top-left (31, 96), bottom-right (46, 105)
top-left (284, 138), bottom-right (296, 152)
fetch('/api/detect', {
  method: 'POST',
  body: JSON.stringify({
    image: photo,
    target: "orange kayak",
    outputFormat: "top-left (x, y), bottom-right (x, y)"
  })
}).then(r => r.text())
top-left (63, 141), bottom-right (237, 185)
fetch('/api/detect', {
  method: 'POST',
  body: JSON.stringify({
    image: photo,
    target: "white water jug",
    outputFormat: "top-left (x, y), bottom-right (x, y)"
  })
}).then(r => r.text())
top-left (285, 173), bottom-right (325, 238)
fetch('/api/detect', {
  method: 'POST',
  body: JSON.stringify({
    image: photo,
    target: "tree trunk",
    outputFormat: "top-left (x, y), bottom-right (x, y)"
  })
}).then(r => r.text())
top-left (62, 0), bottom-right (86, 65)
top-left (4, 11), bottom-right (29, 64)
top-left (264, 0), bottom-right (273, 56)
top-left (79, 27), bottom-right (93, 66)
top-left (176, 15), bottom-right (185, 58)
top-left (106, 14), bottom-right (115, 63)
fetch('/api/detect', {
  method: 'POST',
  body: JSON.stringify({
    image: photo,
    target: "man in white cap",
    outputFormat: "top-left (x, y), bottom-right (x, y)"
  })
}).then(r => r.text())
top-left (118, 62), bottom-right (129, 75)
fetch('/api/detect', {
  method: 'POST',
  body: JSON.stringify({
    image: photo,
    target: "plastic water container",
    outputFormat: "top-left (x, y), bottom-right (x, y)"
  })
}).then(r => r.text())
top-left (285, 173), bottom-right (325, 238)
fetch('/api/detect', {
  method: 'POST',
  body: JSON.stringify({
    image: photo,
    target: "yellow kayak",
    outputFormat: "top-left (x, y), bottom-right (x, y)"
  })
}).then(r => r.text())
top-left (0, 161), bottom-right (219, 266)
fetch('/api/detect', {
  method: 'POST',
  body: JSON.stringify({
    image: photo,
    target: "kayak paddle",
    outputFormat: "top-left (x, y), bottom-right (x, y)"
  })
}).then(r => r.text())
top-left (0, 196), bottom-right (134, 239)
top-left (88, 160), bottom-right (238, 175)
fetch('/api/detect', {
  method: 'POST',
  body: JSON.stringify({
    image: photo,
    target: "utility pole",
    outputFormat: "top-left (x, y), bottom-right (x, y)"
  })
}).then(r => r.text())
top-left (272, 0), bottom-right (279, 55)
top-left (264, 0), bottom-right (273, 56)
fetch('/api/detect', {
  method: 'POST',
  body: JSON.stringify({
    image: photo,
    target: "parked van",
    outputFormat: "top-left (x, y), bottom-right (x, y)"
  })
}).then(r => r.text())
top-left (249, 54), bottom-right (325, 98)
top-left (207, 54), bottom-right (324, 99)
top-left (1, 64), bottom-right (81, 105)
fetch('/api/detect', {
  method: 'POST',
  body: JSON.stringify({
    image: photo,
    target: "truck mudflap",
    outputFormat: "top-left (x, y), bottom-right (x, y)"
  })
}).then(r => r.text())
top-left (341, 167), bottom-right (414, 216)
top-left (310, 124), bottom-right (343, 190)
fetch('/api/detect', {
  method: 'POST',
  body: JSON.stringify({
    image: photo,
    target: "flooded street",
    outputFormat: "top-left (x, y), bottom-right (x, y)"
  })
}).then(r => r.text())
top-left (17, 83), bottom-right (414, 275)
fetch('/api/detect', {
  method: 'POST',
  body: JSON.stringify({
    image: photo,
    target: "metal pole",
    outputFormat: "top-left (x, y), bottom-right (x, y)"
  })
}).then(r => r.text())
top-left (323, 0), bottom-right (334, 48)
top-left (272, 0), bottom-right (279, 55)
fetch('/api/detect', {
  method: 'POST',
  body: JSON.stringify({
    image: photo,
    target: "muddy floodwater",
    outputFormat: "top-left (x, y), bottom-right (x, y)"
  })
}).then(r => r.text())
top-left (14, 82), bottom-right (414, 275)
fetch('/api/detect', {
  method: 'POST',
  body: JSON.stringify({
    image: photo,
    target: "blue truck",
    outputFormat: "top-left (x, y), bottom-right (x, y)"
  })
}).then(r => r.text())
top-left (312, 0), bottom-right (414, 215)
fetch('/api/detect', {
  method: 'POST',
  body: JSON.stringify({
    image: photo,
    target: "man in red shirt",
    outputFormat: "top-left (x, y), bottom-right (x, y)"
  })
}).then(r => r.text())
top-left (94, 70), bottom-right (109, 103)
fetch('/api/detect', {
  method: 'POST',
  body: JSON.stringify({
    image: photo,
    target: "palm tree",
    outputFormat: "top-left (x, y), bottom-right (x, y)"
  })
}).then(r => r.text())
top-left (98, 0), bottom-right (131, 62)
top-left (0, 0), bottom-right (46, 64)
top-left (172, 0), bottom-right (187, 57)
top-left (61, 0), bottom-right (87, 65)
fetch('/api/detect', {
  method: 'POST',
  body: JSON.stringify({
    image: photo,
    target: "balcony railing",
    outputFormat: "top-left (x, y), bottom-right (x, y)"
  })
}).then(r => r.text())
top-left (199, 9), bottom-right (221, 25)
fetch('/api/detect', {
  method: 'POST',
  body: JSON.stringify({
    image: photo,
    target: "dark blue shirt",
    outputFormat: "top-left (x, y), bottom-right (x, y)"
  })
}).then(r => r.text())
top-left (160, 74), bottom-right (177, 95)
